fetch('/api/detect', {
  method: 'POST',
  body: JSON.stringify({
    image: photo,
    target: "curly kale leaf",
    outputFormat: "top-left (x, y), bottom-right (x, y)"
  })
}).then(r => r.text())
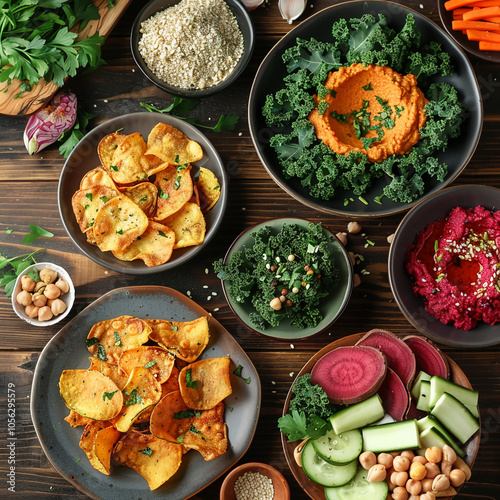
top-left (283, 38), bottom-right (342, 76)
top-left (271, 119), bottom-right (317, 161)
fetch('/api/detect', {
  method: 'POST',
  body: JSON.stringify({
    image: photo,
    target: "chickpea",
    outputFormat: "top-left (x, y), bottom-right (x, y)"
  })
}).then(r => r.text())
top-left (55, 278), bottom-right (70, 294)
top-left (420, 493), bottom-right (436, 500)
top-left (347, 221), bottom-right (362, 234)
top-left (43, 283), bottom-right (61, 300)
top-left (359, 451), bottom-right (377, 470)
top-left (21, 275), bottom-right (36, 292)
top-left (377, 452), bottom-right (394, 469)
top-left (412, 455), bottom-right (428, 465)
top-left (16, 290), bottom-right (32, 307)
top-left (32, 294), bottom-right (47, 307)
top-left (38, 305), bottom-right (53, 322)
top-left (424, 446), bottom-right (442, 464)
top-left (393, 455), bottom-right (411, 472)
top-left (421, 478), bottom-right (433, 492)
top-left (442, 445), bottom-right (457, 465)
top-left (406, 478), bottom-right (422, 496)
top-left (449, 468), bottom-right (466, 487)
top-left (335, 231), bottom-right (348, 246)
top-left (424, 462), bottom-right (441, 479)
top-left (391, 486), bottom-right (409, 500)
top-left (400, 450), bottom-right (415, 461)
top-left (367, 464), bottom-right (386, 482)
top-left (34, 282), bottom-right (46, 294)
top-left (410, 461), bottom-right (427, 481)
top-left (431, 474), bottom-right (450, 492)
top-left (392, 471), bottom-right (409, 487)
top-left (25, 304), bottom-right (39, 319)
top-left (51, 298), bottom-right (67, 316)
top-left (39, 268), bottom-right (57, 284)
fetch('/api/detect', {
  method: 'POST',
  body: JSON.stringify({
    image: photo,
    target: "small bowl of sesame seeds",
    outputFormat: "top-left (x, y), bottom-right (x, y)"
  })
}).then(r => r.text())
top-left (388, 184), bottom-right (500, 347)
top-left (220, 462), bottom-right (290, 500)
top-left (131, 0), bottom-right (254, 97)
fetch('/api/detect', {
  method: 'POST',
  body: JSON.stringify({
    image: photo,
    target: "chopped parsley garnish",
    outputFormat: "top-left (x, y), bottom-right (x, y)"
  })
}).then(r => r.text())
top-left (85, 193), bottom-right (93, 201)
top-left (113, 332), bottom-right (122, 347)
top-left (86, 337), bottom-right (99, 347)
top-left (174, 176), bottom-right (182, 190)
top-left (144, 361), bottom-right (156, 368)
top-left (110, 165), bottom-right (118, 171)
top-left (159, 189), bottom-right (169, 200)
top-left (330, 110), bottom-right (347, 123)
top-left (138, 447), bottom-right (153, 456)
top-left (139, 196), bottom-right (148, 202)
top-left (170, 323), bottom-right (179, 331)
top-left (185, 369), bottom-right (198, 389)
top-left (362, 83), bottom-right (373, 90)
top-left (124, 388), bottom-right (142, 406)
top-left (233, 364), bottom-right (251, 384)
top-left (158, 231), bottom-right (168, 238)
top-left (174, 410), bottom-right (200, 419)
top-left (116, 229), bottom-right (124, 235)
top-left (103, 390), bottom-right (118, 401)
top-left (97, 344), bottom-right (107, 361)
top-left (189, 424), bottom-right (201, 434)
top-left (100, 196), bottom-right (108, 204)
top-left (174, 154), bottom-right (180, 164)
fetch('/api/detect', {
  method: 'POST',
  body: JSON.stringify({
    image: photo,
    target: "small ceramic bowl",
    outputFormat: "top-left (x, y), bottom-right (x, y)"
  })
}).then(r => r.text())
top-left (388, 184), bottom-right (500, 347)
top-left (11, 262), bottom-right (75, 327)
top-left (220, 462), bottom-right (290, 500)
top-left (220, 218), bottom-right (353, 341)
top-left (130, 0), bottom-right (255, 98)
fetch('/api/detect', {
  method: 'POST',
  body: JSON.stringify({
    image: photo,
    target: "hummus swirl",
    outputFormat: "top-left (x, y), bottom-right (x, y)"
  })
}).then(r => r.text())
top-left (308, 63), bottom-right (428, 162)
top-left (405, 206), bottom-right (500, 331)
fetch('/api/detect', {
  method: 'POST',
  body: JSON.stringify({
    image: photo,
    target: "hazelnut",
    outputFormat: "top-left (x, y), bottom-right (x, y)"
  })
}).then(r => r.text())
top-left (391, 486), bottom-right (409, 500)
top-left (410, 461), bottom-right (427, 481)
top-left (39, 268), bottom-right (58, 284)
top-left (449, 468), bottom-right (466, 487)
top-left (25, 304), bottom-right (39, 318)
top-left (16, 290), bottom-right (32, 307)
top-left (431, 473), bottom-right (450, 492)
top-left (367, 464), bottom-right (386, 482)
top-left (43, 283), bottom-right (61, 300)
top-left (425, 446), bottom-right (442, 464)
top-left (51, 298), bottom-right (67, 316)
top-left (21, 275), bottom-right (36, 292)
top-left (38, 305), bottom-right (53, 322)
top-left (269, 297), bottom-right (282, 311)
top-left (359, 451), bottom-right (377, 470)
top-left (393, 455), bottom-right (411, 472)
top-left (347, 221), bottom-right (362, 234)
top-left (55, 278), bottom-right (70, 294)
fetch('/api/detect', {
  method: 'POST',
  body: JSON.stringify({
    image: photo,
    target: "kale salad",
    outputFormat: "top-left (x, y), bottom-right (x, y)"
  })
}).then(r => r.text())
top-left (262, 13), bottom-right (466, 205)
top-left (214, 222), bottom-right (340, 330)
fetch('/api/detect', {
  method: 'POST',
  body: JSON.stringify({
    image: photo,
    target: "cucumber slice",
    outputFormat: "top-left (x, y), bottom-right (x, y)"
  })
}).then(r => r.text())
top-left (417, 415), bottom-right (465, 458)
top-left (418, 426), bottom-right (449, 452)
top-left (312, 428), bottom-right (363, 465)
top-left (324, 467), bottom-right (388, 500)
top-left (371, 413), bottom-right (396, 426)
top-left (362, 419), bottom-right (420, 453)
top-left (429, 376), bottom-right (479, 417)
top-left (301, 439), bottom-right (358, 487)
top-left (411, 370), bottom-right (431, 399)
top-left (430, 393), bottom-right (479, 444)
top-left (416, 380), bottom-right (431, 412)
top-left (329, 394), bottom-right (385, 435)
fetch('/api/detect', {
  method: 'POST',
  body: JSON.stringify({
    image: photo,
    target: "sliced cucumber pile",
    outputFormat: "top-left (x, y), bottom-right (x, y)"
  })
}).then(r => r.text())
top-left (324, 467), bottom-right (388, 500)
top-left (312, 428), bottom-right (362, 465)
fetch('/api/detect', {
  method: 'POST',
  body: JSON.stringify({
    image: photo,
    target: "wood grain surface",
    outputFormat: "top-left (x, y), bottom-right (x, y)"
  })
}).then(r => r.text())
top-left (1, 0), bottom-right (500, 499)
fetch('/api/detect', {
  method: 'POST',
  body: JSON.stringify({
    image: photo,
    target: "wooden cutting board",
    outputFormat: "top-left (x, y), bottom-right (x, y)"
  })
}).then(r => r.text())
top-left (0, 0), bottom-right (133, 116)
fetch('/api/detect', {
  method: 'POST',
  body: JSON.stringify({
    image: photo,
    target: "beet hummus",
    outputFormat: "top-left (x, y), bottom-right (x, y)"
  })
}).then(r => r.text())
top-left (405, 206), bottom-right (500, 331)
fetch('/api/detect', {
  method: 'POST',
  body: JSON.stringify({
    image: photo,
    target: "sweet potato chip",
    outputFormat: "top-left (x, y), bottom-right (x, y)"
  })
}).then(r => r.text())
top-left (64, 409), bottom-right (94, 428)
top-left (93, 196), bottom-right (149, 252)
top-left (87, 316), bottom-right (152, 365)
top-left (112, 221), bottom-right (175, 267)
top-left (182, 402), bottom-right (227, 461)
top-left (113, 432), bottom-right (183, 490)
top-left (72, 186), bottom-right (119, 233)
top-left (88, 357), bottom-right (129, 390)
top-left (179, 357), bottom-right (232, 410)
top-left (150, 390), bottom-right (193, 442)
top-left (98, 132), bottom-right (126, 170)
top-left (94, 425), bottom-right (122, 475)
top-left (153, 164), bottom-right (193, 220)
top-left (80, 166), bottom-right (119, 192)
top-left (161, 365), bottom-right (180, 395)
top-left (59, 369), bottom-right (123, 420)
top-left (147, 316), bottom-right (210, 363)
top-left (196, 167), bottom-right (221, 213)
top-left (118, 346), bottom-right (175, 384)
top-left (120, 181), bottom-right (158, 217)
top-left (114, 366), bottom-right (162, 432)
top-left (161, 202), bottom-right (206, 249)
top-left (146, 123), bottom-right (203, 165)
top-left (80, 421), bottom-right (113, 475)
top-left (107, 132), bottom-right (149, 184)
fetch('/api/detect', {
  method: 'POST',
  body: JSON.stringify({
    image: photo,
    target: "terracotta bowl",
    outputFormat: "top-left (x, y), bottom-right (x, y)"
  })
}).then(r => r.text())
top-left (220, 462), bottom-right (290, 500)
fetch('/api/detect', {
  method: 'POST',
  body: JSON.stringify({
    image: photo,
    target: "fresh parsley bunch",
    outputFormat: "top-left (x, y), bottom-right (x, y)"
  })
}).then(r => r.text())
top-left (0, 0), bottom-right (105, 92)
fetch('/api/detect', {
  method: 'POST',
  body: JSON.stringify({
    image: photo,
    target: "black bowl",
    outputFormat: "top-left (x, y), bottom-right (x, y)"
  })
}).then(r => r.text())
top-left (131, 0), bottom-right (255, 98)
top-left (248, 0), bottom-right (483, 217)
top-left (388, 184), bottom-right (500, 347)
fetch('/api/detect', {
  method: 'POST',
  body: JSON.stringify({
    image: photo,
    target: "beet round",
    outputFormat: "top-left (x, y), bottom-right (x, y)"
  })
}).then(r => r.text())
top-left (403, 335), bottom-right (450, 379)
top-left (377, 367), bottom-right (410, 421)
top-left (310, 345), bottom-right (387, 405)
top-left (356, 329), bottom-right (416, 387)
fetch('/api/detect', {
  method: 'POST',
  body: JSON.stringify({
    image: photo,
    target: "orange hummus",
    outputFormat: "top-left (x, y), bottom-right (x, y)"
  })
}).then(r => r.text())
top-left (308, 63), bottom-right (428, 162)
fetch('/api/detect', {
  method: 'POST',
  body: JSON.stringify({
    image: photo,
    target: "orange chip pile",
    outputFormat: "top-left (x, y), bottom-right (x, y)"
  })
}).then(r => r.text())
top-left (71, 123), bottom-right (221, 267)
top-left (59, 313), bottom-right (235, 491)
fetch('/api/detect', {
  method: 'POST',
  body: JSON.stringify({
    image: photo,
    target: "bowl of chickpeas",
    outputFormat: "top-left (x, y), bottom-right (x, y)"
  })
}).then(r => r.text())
top-left (11, 262), bottom-right (75, 327)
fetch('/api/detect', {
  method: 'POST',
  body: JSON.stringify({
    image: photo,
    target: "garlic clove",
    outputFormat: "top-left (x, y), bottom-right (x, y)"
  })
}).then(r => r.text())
top-left (279, 0), bottom-right (307, 24)
top-left (240, 0), bottom-right (264, 11)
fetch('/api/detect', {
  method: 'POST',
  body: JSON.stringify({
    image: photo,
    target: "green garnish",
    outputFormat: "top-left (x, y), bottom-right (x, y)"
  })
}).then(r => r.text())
top-left (103, 390), bottom-right (118, 401)
top-left (233, 364), bottom-right (251, 384)
top-left (138, 447), bottom-right (153, 456)
top-left (113, 332), bottom-right (122, 347)
top-left (144, 361), bottom-right (156, 368)
top-left (124, 388), bottom-right (142, 406)
top-left (185, 369), bottom-right (198, 389)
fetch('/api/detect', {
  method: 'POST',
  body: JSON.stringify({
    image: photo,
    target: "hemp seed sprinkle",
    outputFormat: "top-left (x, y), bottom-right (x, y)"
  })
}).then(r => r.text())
top-left (138, 0), bottom-right (244, 90)
top-left (234, 471), bottom-right (274, 500)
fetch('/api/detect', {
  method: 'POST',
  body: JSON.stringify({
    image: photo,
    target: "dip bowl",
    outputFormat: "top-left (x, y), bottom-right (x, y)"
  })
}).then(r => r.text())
top-left (131, 0), bottom-right (255, 98)
top-left (388, 184), bottom-right (500, 347)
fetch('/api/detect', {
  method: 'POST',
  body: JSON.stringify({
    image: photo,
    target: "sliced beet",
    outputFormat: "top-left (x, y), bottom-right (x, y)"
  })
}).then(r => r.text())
top-left (356, 329), bottom-right (416, 388)
top-left (377, 368), bottom-right (410, 421)
top-left (310, 345), bottom-right (387, 405)
top-left (403, 335), bottom-right (450, 379)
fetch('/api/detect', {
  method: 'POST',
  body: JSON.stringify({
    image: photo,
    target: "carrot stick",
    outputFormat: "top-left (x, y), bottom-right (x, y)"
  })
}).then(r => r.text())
top-left (471, 0), bottom-right (500, 6)
top-left (463, 6), bottom-right (500, 20)
top-left (445, 0), bottom-right (489, 10)
top-left (479, 39), bottom-right (500, 49)
top-left (466, 28), bottom-right (500, 41)
top-left (452, 8), bottom-right (472, 16)
top-left (453, 19), bottom-right (500, 29)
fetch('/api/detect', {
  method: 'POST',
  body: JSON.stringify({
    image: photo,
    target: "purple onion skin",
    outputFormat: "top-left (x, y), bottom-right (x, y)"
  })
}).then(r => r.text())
top-left (24, 91), bottom-right (77, 155)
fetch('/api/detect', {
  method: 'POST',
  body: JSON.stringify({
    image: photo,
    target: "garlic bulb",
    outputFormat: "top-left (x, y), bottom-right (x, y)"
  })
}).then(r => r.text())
top-left (240, 0), bottom-right (264, 10)
top-left (279, 0), bottom-right (307, 24)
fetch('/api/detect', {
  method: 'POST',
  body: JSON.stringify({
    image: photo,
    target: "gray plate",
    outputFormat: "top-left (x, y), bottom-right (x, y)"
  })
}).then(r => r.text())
top-left (31, 286), bottom-right (261, 500)
top-left (58, 112), bottom-right (228, 275)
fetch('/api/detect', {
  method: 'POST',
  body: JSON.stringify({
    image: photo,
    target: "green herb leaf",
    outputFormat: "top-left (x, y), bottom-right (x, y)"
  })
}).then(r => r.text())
top-left (124, 388), bottom-right (142, 406)
top-left (138, 447), bottom-right (153, 456)
top-left (22, 225), bottom-right (54, 245)
top-left (97, 344), bottom-right (107, 361)
top-left (86, 337), bottom-right (99, 347)
top-left (102, 390), bottom-right (118, 401)
top-left (185, 368), bottom-right (198, 389)
top-left (233, 364), bottom-right (251, 384)
top-left (144, 361), bottom-right (156, 368)
top-left (277, 409), bottom-right (308, 442)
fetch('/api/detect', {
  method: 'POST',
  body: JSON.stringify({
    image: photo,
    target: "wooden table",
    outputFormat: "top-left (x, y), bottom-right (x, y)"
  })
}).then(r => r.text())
top-left (1, 1), bottom-right (499, 499)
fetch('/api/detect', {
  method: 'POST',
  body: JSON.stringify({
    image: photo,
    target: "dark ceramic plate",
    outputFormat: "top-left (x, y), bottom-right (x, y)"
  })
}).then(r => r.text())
top-left (58, 112), bottom-right (227, 275)
top-left (130, 0), bottom-right (255, 97)
top-left (389, 184), bottom-right (500, 347)
top-left (281, 333), bottom-right (479, 500)
top-left (31, 286), bottom-right (261, 500)
top-left (248, 0), bottom-right (483, 217)
top-left (220, 218), bottom-right (353, 340)
top-left (438, 0), bottom-right (500, 63)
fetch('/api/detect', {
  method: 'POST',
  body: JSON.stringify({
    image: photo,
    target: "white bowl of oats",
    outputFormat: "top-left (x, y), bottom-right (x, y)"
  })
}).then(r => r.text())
top-left (131, 0), bottom-right (254, 97)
